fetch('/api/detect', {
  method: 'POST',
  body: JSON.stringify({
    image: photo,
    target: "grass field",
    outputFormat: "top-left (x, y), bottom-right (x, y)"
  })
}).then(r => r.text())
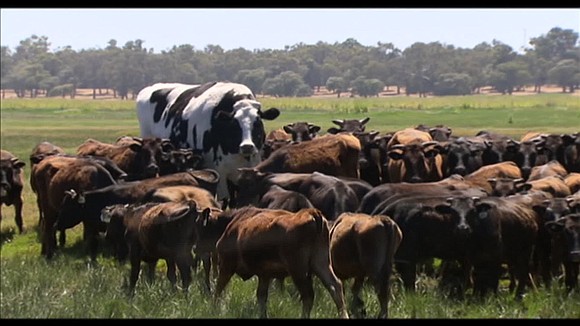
top-left (1, 94), bottom-right (579, 318)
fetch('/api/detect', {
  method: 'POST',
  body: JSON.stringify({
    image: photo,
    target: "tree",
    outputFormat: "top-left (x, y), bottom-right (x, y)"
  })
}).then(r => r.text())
top-left (325, 76), bottom-right (347, 98)
top-left (548, 59), bottom-right (580, 93)
top-left (488, 60), bottom-right (531, 95)
top-left (529, 27), bottom-right (579, 63)
top-left (350, 76), bottom-right (385, 97)
top-left (1, 46), bottom-right (14, 98)
top-left (433, 73), bottom-right (473, 96)
top-left (262, 71), bottom-right (309, 97)
top-left (235, 68), bottom-right (268, 94)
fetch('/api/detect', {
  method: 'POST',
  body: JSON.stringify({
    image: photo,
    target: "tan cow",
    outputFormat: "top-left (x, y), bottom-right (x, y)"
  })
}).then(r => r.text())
top-left (209, 206), bottom-right (349, 318)
top-left (329, 212), bottom-right (402, 318)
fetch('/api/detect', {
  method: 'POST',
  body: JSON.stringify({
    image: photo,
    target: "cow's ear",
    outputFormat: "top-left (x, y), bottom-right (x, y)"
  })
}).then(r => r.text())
top-left (260, 108), bottom-right (280, 120)
top-left (128, 143), bottom-right (142, 152)
top-left (161, 139), bottom-right (174, 151)
top-left (488, 178), bottom-right (497, 188)
top-left (506, 139), bottom-right (520, 152)
top-left (13, 160), bottom-right (26, 169)
top-left (360, 117), bottom-right (370, 125)
top-left (309, 125), bottom-right (321, 134)
top-left (387, 150), bottom-right (404, 161)
top-left (475, 202), bottom-right (493, 213)
top-left (369, 130), bottom-right (380, 139)
top-left (434, 203), bottom-right (453, 215)
top-left (283, 124), bottom-right (293, 134)
top-left (545, 220), bottom-right (565, 233)
top-left (327, 127), bottom-right (340, 134)
top-left (332, 119), bottom-right (344, 127)
top-left (424, 148), bottom-right (440, 159)
top-left (521, 183), bottom-right (533, 192)
top-left (196, 208), bottom-right (211, 227)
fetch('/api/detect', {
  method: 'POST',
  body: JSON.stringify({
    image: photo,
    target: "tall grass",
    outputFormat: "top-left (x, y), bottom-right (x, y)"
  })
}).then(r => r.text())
top-left (1, 94), bottom-right (579, 318)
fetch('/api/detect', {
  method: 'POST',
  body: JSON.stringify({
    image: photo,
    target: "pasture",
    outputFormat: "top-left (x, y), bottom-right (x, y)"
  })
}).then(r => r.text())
top-left (1, 93), bottom-right (579, 318)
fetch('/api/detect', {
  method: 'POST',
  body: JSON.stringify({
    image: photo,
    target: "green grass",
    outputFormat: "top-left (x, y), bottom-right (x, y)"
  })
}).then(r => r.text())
top-left (1, 94), bottom-right (580, 318)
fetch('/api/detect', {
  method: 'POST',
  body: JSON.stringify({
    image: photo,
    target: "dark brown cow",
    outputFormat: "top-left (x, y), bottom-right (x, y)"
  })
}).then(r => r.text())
top-left (209, 207), bottom-right (349, 318)
top-left (386, 128), bottom-right (443, 183)
top-left (100, 200), bottom-right (210, 294)
top-left (236, 170), bottom-right (359, 221)
top-left (31, 155), bottom-right (117, 259)
top-left (415, 124), bottom-right (453, 142)
top-left (524, 175), bottom-right (571, 198)
top-left (545, 212), bottom-right (580, 292)
top-left (488, 177), bottom-right (526, 197)
top-left (157, 148), bottom-right (204, 176)
top-left (56, 169), bottom-right (219, 260)
top-left (283, 121), bottom-right (321, 142)
top-left (327, 117), bottom-right (370, 134)
top-left (258, 184), bottom-right (314, 212)
top-left (475, 130), bottom-right (514, 165)
top-left (329, 212), bottom-right (402, 318)
top-left (0, 150), bottom-right (26, 233)
top-left (77, 137), bottom-right (167, 181)
top-left (250, 133), bottom-right (361, 179)
top-left (353, 131), bottom-right (382, 186)
top-left (440, 137), bottom-right (486, 177)
top-left (562, 132), bottom-right (579, 173)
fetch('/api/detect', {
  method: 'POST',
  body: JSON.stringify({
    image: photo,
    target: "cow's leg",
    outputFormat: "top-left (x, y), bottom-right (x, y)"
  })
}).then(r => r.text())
top-left (176, 254), bottom-right (193, 292)
top-left (82, 221), bottom-right (99, 262)
top-left (563, 261), bottom-right (579, 292)
top-left (256, 276), bottom-right (271, 319)
top-left (350, 277), bottom-right (365, 318)
top-left (128, 249), bottom-right (142, 295)
top-left (165, 258), bottom-right (177, 289)
top-left (13, 196), bottom-right (23, 233)
top-left (289, 271), bottom-right (315, 319)
top-left (58, 229), bottom-right (66, 248)
top-left (375, 266), bottom-right (393, 319)
top-left (200, 253), bottom-right (212, 294)
top-left (396, 261), bottom-right (417, 292)
top-left (309, 263), bottom-right (349, 319)
top-left (213, 266), bottom-right (235, 301)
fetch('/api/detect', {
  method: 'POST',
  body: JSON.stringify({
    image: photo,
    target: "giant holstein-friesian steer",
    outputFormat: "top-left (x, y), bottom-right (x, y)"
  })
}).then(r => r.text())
top-left (329, 212), bottom-right (402, 318)
top-left (135, 81), bottom-right (280, 204)
top-left (1, 150), bottom-right (26, 233)
top-left (205, 206), bottom-right (349, 318)
top-left (100, 200), bottom-right (210, 294)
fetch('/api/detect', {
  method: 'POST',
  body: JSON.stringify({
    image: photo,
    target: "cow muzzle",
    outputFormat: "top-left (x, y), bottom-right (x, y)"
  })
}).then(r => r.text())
top-left (239, 144), bottom-right (257, 157)
top-left (570, 250), bottom-right (580, 263)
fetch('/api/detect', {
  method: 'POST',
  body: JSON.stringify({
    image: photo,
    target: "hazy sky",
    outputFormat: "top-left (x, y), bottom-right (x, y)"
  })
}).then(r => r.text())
top-left (1, 8), bottom-right (579, 54)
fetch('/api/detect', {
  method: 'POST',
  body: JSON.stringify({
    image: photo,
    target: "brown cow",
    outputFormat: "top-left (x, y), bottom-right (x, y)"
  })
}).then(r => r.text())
top-left (564, 173), bottom-right (580, 194)
top-left (77, 137), bottom-right (168, 181)
top-left (251, 133), bottom-right (361, 179)
top-left (524, 175), bottom-right (572, 198)
top-left (1, 150), bottom-right (26, 233)
top-left (209, 207), bottom-right (349, 318)
top-left (283, 121), bottom-right (321, 142)
top-left (31, 155), bottom-right (117, 259)
top-left (386, 128), bottom-right (443, 183)
top-left (329, 212), bottom-right (402, 318)
top-left (527, 160), bottom-right (568, 182)
top-left (488, 177), bottom-right (526, 197)
top-left (100, 200), bottom-right (210, 294)
top-left (463, 161), bottom-right (522, 195)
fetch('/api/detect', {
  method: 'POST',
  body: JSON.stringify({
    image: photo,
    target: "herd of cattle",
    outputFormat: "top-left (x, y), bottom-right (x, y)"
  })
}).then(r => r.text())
top-left (1, 81), bottom-right (580, 319)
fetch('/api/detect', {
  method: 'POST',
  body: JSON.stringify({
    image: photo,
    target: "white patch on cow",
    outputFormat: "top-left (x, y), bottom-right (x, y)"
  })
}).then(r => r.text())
top-left (136, 82), bottom-right (269, 201)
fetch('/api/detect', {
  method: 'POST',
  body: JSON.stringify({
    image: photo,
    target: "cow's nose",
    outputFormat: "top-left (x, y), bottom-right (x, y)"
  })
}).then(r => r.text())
top-left (240, 144), bottom-right (256, 156)
top-left (453, 166), bottom-right (467, 176)
top-left (410, 176), bottom-right (422, 183)
top-left (521, 167), bottom-right (531, 178)
top-left (146, 164), bottom-right (159, 176)
top-left (456, 224), bottom-right (472, 236)
top-left (359, 158), bottom-right (369, 169)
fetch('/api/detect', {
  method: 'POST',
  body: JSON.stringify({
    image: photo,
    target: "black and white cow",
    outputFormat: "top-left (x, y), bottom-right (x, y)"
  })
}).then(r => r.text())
top-left (136, 81), bottom-right (280, 202)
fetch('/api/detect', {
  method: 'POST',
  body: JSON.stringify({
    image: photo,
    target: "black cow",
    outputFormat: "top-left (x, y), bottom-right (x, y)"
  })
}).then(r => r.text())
top-left (1, 150), bottom-right (26, 233)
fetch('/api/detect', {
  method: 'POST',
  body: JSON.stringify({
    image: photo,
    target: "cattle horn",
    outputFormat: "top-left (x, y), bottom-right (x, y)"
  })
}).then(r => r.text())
top-left (421, 141), bottom-right (438, 148)
top-left (331, 119), bottom-right (345, 127)
top-left (391, 144), bottom-right (406, 150)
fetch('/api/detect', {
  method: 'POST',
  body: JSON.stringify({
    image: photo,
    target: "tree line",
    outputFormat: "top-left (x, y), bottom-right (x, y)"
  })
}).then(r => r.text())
top-left (1, 26), bottom-right (578, 99)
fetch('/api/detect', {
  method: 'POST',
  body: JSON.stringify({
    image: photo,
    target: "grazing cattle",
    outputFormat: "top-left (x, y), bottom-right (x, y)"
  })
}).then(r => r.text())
top-left (56, 169), bottom-right (219, 260)
top-left (565, 173), bottom-right (580, 194)
top-left (283, 121), bottom-right (321, 142)
top-left (100, 200), bottom-right (210, 293)
top-left (463, 161), bottom-right (522, 195)
top-left (386, 128), bottom-right (443, 183)
top-left (31, 155), bottom-right (117, 259)
top-left (29, 141), bottom-right (66, 166)
top-left (136, 81), bottom-right (280, 203)
top-left (236, 170), bottom-right (359, 221)
top-left (545, 213), bottom-right (580, 292)
top-left (77, 137), bottom-right (165, 181)
top-left (527, 160), bottom-right (568, 182)
top-left (327, 117), bottom-right (370, 134)
top-left (208, 206), bottom-right (349, 318)
top-left (249, 133), bottom-right (361, 179)
top-left (0, 150), bottom-right (26, 233)
top-left (329, 212), bottom-right (402, 318)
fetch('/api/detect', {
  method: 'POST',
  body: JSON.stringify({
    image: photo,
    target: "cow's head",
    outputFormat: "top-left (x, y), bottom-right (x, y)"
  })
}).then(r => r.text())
top-left (283, 122), bottom-right (321, 143)
top-left (159, 148), bottom-right (204, 176)
top-left (443, 139), bottom-right (485, 176)
top-left (488, 177), bottom-right (526, 197)
top-left (214, 99), bottom-right (280, 159)
top-left (387, 141), bottom-right (442, 183)
top-left (545, 213), bottom-right (580, 263)
top-left (56, 189), bottom-right (88, 230)
top-left (435, 196), bottom-right (497, 239)
top-left (235, 167), bottom-right (270, 207)
top-left (0, 157), bottom-right (25, 200)
top-left (327, 117), bottom-right (370, 134)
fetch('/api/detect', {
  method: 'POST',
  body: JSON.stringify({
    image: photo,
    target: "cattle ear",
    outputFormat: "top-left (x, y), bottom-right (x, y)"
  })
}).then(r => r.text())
top-left (260, 108), bottom-right (280, 120)
top-left (369, 130), bottom-right (380, 139)
top-left (424, 148), bottom-right (440, 159)
top-left (434, 203), bottom-right (453, 215)
top-left (387, 150), bottom-right (404, 161)
top-left (327, 127), bottom-right (340, 134)
top-left (521, 183), bottom-right (533, 192)
top-left (506, 140), bottom-right (520, 152)
top-left (161, 139), bottom-right (175, 151)
top-left (283, 124), bottom-right (293, 134)
top-left (475, 202), bottom-right (493, 213)
top-left (544, 220), bottom-right (565, 233)
top-left (488, 178), bottom-right (497, 188)
top-left (309, 125), bottom-right (321, 134)
top-left (128, 143), bottom-right (142, 152)
top-left (360, 117), bottom-right (370, 125)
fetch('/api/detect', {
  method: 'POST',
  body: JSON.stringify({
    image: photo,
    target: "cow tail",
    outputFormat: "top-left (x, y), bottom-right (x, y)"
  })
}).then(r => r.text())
top-left (311, 208), bottom-right (325, 236)
top-left (381, 216), bottom-right (401, 261)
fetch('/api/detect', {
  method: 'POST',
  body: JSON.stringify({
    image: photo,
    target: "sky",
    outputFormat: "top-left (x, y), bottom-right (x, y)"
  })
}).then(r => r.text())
top-left (1, 8), bottom-right (579, 54)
